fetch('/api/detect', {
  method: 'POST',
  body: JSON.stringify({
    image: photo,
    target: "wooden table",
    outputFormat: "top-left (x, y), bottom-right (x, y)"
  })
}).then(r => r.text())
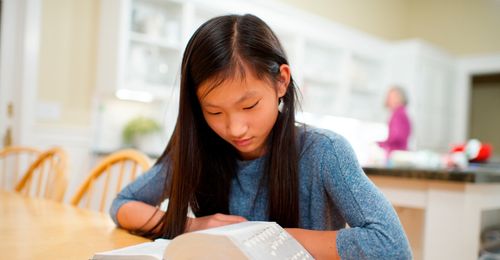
top-left (0, 191), bottom-right (150, 259)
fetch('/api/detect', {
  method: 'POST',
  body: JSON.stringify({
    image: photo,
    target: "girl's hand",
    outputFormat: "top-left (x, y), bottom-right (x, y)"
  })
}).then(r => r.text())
top-left (185, 213), bottom-right (247, 232)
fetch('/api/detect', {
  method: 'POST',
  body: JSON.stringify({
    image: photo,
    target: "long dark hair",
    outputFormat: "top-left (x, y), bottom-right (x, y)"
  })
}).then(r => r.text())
top-left (150, 14), bottom-right (300, 239)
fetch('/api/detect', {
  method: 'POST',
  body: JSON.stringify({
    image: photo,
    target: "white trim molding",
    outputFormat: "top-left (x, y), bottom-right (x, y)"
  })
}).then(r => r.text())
top-left (0, 0), bottom-right (41, 146)
top-left (455, 53), bottom-right (500, 143)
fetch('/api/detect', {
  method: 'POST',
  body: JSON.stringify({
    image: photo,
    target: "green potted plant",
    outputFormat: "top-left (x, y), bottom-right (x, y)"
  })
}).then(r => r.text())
top-left (122, 116), bottom-right (162, 153)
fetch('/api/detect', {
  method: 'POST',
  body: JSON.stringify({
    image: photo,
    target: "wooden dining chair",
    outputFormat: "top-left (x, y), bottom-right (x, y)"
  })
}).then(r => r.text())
top-left (70, 149), bottom-right (151, 213)
top-left (15, 147), bottom-right (68, 202)
top-left (0, 146), bottom-right (42, 191)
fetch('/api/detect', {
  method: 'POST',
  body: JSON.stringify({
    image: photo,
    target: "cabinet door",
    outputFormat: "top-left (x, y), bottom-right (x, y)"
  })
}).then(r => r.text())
top-left (346, 54), bottom-right (385, 121)
top-left (300, 41), bottom-right (346, 115)
top-left (97, 0), bottom-right (184, 101)
top-left (414, 55), bottom-right (455, 151)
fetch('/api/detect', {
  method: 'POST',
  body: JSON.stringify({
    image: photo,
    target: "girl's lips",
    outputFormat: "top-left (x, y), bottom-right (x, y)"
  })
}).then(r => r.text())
top-left (234, 137), bottom-right (253, 147)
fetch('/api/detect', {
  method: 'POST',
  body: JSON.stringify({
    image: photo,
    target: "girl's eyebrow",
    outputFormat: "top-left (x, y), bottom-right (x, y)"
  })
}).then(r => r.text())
top-left (204, 91), bottom-right (258, 108)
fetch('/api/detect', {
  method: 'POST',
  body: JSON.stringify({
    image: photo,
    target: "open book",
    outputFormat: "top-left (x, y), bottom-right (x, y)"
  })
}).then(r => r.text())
top-left (92, 221), bottom-right (313, 260)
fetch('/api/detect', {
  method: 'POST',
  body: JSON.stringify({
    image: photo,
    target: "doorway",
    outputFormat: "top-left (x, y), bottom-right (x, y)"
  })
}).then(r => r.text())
top-left (468, 73), bottom-right (500, 162)
top-left (0, 0), bottom-right (41, 147)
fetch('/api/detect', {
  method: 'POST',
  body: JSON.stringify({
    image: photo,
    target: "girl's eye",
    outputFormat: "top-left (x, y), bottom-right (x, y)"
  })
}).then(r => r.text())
top-left (244, 101), bottom-right (260, 110)
top-left (207, 111), bottom-right (221, 115)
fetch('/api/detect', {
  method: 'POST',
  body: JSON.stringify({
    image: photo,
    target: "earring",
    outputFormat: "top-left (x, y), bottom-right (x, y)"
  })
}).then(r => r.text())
top-left (278, 98), bottom-right (284, 113)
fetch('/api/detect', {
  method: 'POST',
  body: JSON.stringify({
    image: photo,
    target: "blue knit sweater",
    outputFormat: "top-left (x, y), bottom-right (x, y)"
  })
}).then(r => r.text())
top-left (110, 126), bottom-right (412, 259)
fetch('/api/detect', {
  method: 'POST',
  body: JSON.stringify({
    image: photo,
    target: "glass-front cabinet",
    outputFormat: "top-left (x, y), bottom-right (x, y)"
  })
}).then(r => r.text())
top-left (97, 0), bottom-right (185, 100)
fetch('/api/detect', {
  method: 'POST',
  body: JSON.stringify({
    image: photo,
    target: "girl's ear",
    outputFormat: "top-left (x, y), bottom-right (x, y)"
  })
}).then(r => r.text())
top-left (277, 64), bottom-right (291, 98)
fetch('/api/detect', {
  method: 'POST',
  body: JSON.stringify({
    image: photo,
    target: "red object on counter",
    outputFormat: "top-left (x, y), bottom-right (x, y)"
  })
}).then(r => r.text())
top-left (451, 144), bottom-right (465, 153)
top-left (451, 140), bottom-right (493, 162)
top-left (474, 143), bottom-right (492, 162)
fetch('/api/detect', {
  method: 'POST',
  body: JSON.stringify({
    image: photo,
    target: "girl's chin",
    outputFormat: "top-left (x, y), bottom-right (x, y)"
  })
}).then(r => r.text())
top-left (236, 146), bottom-right (266, 160)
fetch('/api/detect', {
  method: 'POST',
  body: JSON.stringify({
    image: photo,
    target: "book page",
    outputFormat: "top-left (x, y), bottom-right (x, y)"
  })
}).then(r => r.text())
top-left (224, 222), bottom-right (313, 259)
top-left (164, 233), bottom-right (248, 260)
top-left (165, 222), bottom-right (313, 260)
top-left (92, 239), bottom-right (170, 260)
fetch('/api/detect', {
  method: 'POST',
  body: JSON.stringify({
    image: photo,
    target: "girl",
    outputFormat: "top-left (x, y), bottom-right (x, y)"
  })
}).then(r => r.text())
top-left (111, 14), bottom-right (412, 259)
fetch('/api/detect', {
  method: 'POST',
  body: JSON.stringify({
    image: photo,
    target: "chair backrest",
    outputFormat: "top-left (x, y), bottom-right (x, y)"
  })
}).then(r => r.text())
top-left (70, 149), bottom-right (151, 213)
top-left (15, 147), bottom-right (68, 202)
top-left (0, 146), bottom-right (42, 191)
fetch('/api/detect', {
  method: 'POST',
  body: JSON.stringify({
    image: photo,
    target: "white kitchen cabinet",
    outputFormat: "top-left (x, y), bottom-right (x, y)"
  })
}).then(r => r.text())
top-left (300, 41), bottom-right (347, 115)
top-left (275, 31), bottom-right (389, 122)
top-left (96, 0), bottom-right (185, 100)
top-left (97, 0), bottom-right (390, 110)
top-left (345, 53), bottom-right (386, 121)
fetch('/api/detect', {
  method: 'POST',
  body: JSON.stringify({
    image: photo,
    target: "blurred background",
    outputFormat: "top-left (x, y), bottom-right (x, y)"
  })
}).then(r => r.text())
top-left (1, 0), bottom-right (499, 259)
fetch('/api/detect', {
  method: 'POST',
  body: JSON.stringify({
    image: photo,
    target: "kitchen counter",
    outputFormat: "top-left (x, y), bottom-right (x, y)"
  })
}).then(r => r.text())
top-left (363, 164), bottom-right (500, 183)
top-left (363, 164), bottom-right (500, 260)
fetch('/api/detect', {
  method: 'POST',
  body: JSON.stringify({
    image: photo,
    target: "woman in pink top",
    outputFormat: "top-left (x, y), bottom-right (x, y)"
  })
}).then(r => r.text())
top-left (378, 86), bottom-right (412, 154)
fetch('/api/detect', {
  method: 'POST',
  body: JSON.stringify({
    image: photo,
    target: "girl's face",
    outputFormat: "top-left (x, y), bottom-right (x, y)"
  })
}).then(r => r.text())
top-left (197, 65), bottom-right (290, 160)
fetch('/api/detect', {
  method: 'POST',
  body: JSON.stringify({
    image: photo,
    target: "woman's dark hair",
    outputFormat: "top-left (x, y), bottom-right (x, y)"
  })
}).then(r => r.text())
top-left (146, 14), bottom-right (300, 239)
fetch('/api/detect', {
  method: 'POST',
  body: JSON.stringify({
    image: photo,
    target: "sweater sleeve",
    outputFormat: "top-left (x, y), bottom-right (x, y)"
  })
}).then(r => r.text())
top-left (109, 163), bottom-right (168, 226)
top-left (320, 133), bottom-right (412, 259)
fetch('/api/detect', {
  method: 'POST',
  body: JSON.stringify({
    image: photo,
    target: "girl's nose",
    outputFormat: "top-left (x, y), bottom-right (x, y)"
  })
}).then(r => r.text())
top-left (227, 116), bottom-right (248, 138)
